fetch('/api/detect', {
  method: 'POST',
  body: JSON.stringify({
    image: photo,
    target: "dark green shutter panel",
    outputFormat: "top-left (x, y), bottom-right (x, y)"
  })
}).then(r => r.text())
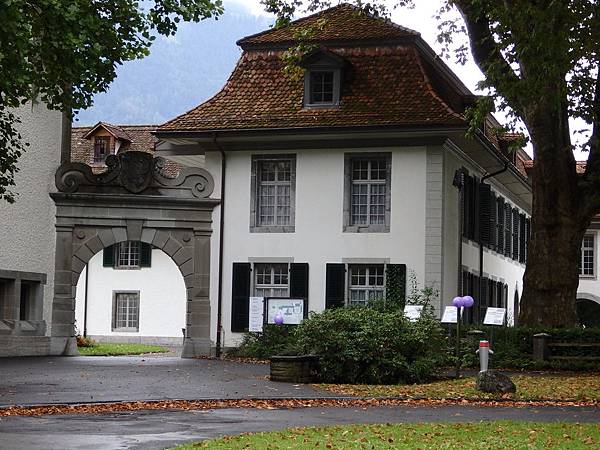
top-left (478, 183), bottom-right (492, 246)
top-left (489, 191), bottom-right (497, 250)
top-left (504, 203), bottom-right (512, 257)
top-left (472, 176), bottom-right (480, 241)
top-left (497, 197), bottom-right (505, 253)
top-left (519, 214), bottom-right (526, 263)
top-left (231, 263), bottom-right (251, 332)
top-left (461, 270), bottom-right (469, 296)
top-left (525, 218), bottom-right (531, 262)
top-left (325, 263), bottom-right (345, 309)
top-left (513, 288), bottom-right (520, 326)
top-left (290, 263), bottom-right (309, 299)
top-left (385, 264), bottom-right (406, 307)
top-left (140, 243), bottom-right (152, 267)
top-left (512, 208), bottom-right (520, 260)
top-left (103, 245), bottom-right (115, 267)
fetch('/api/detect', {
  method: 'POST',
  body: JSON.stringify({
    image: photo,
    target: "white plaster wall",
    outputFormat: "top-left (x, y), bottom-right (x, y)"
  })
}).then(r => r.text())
top-left (577, 229), bottom-right (600, 303)
top-left (0, 103), bottom-right (63, 331)
top-left (74, 249), bottom-right (187, 340)
top-left (207, 146), bottom-right (429, 347)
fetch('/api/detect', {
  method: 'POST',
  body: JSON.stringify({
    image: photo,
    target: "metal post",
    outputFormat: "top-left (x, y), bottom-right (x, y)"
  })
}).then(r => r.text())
top-left (455, 307), bottom-right (462, 378)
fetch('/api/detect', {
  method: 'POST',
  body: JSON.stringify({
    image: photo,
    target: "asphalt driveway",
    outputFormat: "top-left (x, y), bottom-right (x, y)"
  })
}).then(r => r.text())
top-left (0, 355), bottom-right (334, 406)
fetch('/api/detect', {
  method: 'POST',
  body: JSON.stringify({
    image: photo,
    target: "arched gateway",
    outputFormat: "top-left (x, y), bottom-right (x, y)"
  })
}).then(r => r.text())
top-left (50, 152), bottom-right (218, 358)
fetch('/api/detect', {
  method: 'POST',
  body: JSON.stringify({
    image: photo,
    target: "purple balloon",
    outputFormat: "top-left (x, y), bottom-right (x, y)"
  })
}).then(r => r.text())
top-left (462, 295), bottom-right (475, 308)
top-left (452, 296), bottom-right (464, 308)
top-left (274, 311), bottom-right (284, 325)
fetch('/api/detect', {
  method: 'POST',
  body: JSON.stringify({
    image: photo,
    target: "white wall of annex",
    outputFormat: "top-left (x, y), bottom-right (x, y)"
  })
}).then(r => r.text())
top-left (577, 229), bottom-right (600, 304)
top-left (74, 249), bottom-right (187, 339)
top-left (442, 149), bottom-right (528, 324)
top-left (0, 103), bottom-right (63, 330)
top-left (206, 146), bottom-right (429, 347)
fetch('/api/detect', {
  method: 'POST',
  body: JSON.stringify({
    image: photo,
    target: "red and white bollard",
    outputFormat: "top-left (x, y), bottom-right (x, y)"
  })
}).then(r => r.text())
top-left (476, 340), bottom-right (494, 373)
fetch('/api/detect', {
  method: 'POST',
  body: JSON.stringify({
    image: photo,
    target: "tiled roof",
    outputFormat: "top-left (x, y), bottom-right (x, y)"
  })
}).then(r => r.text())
top-left (238, 4), bottom-right (418, 48)
top-left (160, 45), bottom-right (465, 131)
top-left (522, 159), bottom-right (586, 175)
top-left (71, 124), bottom-right (180, 177)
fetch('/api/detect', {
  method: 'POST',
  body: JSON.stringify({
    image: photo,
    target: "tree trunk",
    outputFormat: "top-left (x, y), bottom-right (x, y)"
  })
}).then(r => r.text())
top-left (519, 107), bottom-right (584, 327)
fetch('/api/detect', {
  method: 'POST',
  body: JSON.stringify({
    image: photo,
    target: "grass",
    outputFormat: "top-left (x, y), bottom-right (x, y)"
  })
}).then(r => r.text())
top-left (77, 342), bottom-right (168, 356)
top-left (316, 374), bottom-right (600, 402)
top-left (172, 422), bottom-right (600, 449)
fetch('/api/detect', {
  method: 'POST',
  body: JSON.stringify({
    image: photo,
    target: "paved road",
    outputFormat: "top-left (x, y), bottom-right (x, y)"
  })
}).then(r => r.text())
top-left (0, 356), bottom-right (333, 406)
top-left (0, 405), bottom-right (598, 450)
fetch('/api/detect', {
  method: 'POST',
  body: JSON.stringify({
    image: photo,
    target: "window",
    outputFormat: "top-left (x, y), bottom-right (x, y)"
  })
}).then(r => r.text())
top-left (112, 292), bottom-right (140, 332)
top-left (254, 263), bottom-right (289, 297)
top-left (301, 50), bottom-right (343, 108)
top-left (344, 154), bottom-right (391, 232)
top-left (93, 136), bottom-right (111, 163)
top-left (580, 234), bottom-right (595, 277)
top-left (116, 241), bottom-right (141, 268)
top-left (250, 155), bottom-right (296, 232)
top-left (348, 265), bottom-right (385, 306)
top-left (309, 71), bottom-right (334, 104)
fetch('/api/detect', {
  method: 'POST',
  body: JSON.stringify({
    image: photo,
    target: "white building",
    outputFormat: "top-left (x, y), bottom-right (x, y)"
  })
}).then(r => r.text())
top-left (0, 102), bottom-right (66, 356)
top-left (155, 5), bottom-right (533, 349)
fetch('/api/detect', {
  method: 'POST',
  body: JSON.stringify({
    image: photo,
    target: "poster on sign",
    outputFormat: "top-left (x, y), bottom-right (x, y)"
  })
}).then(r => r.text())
top-left (483, 307), bottom-right (506, 326)
top-left (248, 297), bottom-right (265, 332)
top-left (266, 298), bottom-right (305, 325)
top-left (441, 306), bottom-right (458, 323)
top-left (404, 305), bottom-right (424, 322)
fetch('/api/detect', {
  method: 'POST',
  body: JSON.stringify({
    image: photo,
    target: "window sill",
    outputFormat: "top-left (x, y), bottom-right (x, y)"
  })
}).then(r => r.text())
top-left (343, 225), bottom-right (390, 233)
top-left (303, 103), bottom-right (340, 110)
top-left (250, 226), bottom-right (295, 233)
top-left (579, 275), bottom-right (596, 280)
top-left (113, 266), bottom-right (142, 270)
top-left (111, 329), bottom-right (139, 333)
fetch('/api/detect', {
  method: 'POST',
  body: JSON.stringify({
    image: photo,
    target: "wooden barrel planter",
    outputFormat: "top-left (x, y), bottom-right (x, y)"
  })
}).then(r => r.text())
top-left (269, 355), bottom-right (318, 383)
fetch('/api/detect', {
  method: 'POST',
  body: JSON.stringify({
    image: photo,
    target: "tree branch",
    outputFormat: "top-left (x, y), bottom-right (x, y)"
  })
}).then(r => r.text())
top-left (452, 1), bottom-right (524, 115)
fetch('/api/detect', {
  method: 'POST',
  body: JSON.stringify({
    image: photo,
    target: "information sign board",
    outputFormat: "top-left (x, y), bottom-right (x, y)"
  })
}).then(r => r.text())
top-left (441, 306), bottom-right (458, 323)
top-left (248, 297), bottom-right (265, 332)
top-left (404, 305), bottom-right (424, 322)
top-left (483, 307), bottom-right (506, 326)
top-left (266, 298), bottom-right (305, 325)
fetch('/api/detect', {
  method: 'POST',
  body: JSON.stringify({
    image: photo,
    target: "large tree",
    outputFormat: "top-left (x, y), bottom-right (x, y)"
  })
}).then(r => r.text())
top-left (263, 0), bottom-right (600, 327)
top-left (0, 0), bottom-right (222, 202)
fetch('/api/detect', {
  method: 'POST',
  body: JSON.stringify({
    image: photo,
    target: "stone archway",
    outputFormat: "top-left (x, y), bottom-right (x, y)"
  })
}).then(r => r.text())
top-left (50, 152), bottom-right (219, 358)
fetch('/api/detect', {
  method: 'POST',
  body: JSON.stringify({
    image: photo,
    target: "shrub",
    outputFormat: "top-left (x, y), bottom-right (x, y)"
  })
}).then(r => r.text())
top-left (295, 307), bottom-right (448, 384)
top-left (226, 324), bottom-right (297, 359)
top-left (76, 335), bottom-right (94, 348)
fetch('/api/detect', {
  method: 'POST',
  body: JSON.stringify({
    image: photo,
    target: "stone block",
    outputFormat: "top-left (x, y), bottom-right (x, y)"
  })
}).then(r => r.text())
top-left (126, 220), bottom-right (144, 241)
top-left (152, 230), bottom-right (170, 249)
top-left (113, 227), bottom-right (127, 243)
top-left (97, 229), bottom-right (116, 247)
top-left (141, 228), bottom-right (156, 245)
top-left (84, 235), bottom-right (104, 255)
top-left (475, 371), bottom-right (516, 393)
top-left (163, 237), bottom-right (182, 257)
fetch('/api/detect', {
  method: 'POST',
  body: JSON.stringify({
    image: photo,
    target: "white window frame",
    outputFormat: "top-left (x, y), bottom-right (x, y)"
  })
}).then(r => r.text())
top-left (112, 291), bottom-right (140, 332)
top-left (343, 153), bottom-right (391, 232)
top-left (580, 234), bottom-right (596, 278)
top-left (250, 155), bottom-right (296, 233)
top-left (116, 241), bottom-right (141, 269)
top-left (347, 264), bottom-right (386, 306)
top-left (252, 263), bottom-right (290, 298)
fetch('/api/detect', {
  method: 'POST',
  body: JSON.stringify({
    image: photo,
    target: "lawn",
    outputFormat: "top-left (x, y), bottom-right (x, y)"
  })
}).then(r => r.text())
top-left (173, 422), bottom-right (600, 449)
top-left (316, 374), bottom-right (600, 402)
top-left (77, 342), bottom-right (168, 356)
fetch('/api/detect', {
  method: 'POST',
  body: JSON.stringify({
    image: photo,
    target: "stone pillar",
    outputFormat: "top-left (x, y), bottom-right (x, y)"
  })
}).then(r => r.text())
top-left (3, 278), bottom-right (21, 321)
top-left (181, 230), bottom-right (212, 358)
top-left (50, 225), bottom-right (78, 355)
top-left (533, 333), bottom-right (551, 362)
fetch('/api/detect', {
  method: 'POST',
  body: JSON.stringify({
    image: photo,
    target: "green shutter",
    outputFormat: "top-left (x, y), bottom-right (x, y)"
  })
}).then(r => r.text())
top-left (231, 263), bottom-right (251, 332)
top-left (478, 183), bottom-right (492, 246)
top-left (140, 243), bottom-right (152, 267)
top-left (325, 263), bottom-right (345, 309)
top-left (385, 264), bottom-right (406, 309)
top-left (103, 245), bottom-right (115, 267)
top-left (290, 263), bottom-right (309, 298)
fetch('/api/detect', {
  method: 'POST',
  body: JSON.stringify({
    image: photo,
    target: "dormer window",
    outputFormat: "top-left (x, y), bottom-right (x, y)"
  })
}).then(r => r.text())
top-left (302, 49), bottom-right (345, 108)
top-left (93, 136), bottom-right (111, 163)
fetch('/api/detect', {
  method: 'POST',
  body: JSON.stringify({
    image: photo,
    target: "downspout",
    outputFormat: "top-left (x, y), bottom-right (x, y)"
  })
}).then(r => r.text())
top-left (214, 133), bottom-right (226, 357)
top-left (478, 162), bottom-right (509, 322)
top-left (83, 264), bottom-right (89, 337)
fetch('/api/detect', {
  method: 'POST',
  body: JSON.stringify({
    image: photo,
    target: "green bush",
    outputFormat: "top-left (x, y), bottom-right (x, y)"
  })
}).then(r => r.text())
top-left (226, 324), bottom-right (297, 359)
top-left (295, 307), bottom-right (449, 384)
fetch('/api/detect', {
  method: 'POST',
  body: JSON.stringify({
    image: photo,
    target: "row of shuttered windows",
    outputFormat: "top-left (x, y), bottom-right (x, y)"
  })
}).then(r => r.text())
top-left (230, 263), bottom-right (406, 332)
top-left (461, 270), bottom-right (512, 325)
top-left (462, 172), bottom-right (531, 264)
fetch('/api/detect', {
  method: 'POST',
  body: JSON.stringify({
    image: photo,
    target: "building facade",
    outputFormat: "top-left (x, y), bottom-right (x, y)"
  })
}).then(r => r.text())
top-left (0, 102), bottom-right (65, 356)
top-left (155, 5), bottom-right (533, 349)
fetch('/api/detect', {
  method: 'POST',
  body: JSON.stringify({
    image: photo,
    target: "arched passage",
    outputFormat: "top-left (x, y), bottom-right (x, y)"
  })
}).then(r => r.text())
top-left (75, 245), bottom-right (188, 344)
top-left (576, 293), bottom-right (600, 328)
top-left (50, 152), bottom-right (218, 357)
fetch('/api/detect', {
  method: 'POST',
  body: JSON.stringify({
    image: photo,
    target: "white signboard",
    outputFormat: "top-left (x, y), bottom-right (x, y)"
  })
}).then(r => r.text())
top-left (441, 306), bottom-right (458, 324)
top-left (404, 305), bottom-right (424, 322)
top-left (483, 307), bottom-right (506, 326)
top-left (267, 298), bottom-right (305, 325)
top-left (248, 297), bottom-right (265, 332)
